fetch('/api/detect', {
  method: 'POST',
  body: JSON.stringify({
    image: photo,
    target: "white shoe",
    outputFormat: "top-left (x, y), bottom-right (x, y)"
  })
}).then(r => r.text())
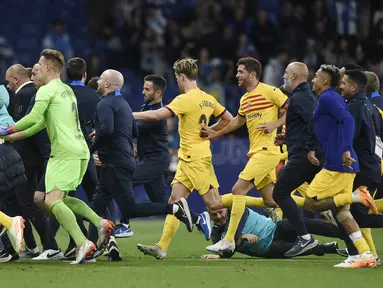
top-left (70, 239), bottom-right (96, 265)
top-left (32, 249), bottom-right (64, 260)
top-left (334, 252), bottom-right (376, 268)
top-left (6, 216), bottom-right (25, 253)
top-left (97, 218), bottom-right (114, 249)
top-left (206, 239), bottom-right (235, 253)
top-left (137, 244), bottom-right (167, 260)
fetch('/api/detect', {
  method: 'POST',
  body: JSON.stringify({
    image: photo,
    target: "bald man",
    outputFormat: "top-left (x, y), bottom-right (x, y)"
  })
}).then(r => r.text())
top-left (272, 62), bottom-right (323, 257)
top-left (87, 69), bottom-right (193, 252)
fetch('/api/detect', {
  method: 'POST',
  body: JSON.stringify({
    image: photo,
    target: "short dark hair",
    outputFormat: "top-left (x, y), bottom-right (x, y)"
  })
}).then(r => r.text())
top-left (320, 64), bottom-right (341, 88)
top-left (87, 76), bottom-right (99, 91)
top-left (66, 57), bottom-right (87, 81)
top-left (343, 63), bottom-right (364, 71)
top-left (144, 74), bottom-right (167, 95)
top-left (344, 69), bottom-right (367, 90)
top-left (40, 49), bottom-right (65, 72)
top-left (237, 57), bottom-right (262, 79)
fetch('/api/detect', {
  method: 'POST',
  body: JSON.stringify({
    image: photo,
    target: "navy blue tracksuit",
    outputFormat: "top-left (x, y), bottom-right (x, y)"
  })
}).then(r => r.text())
top-left (88, 91), bottom-right (174, 243)
top-left (120, 101), bottom-right (170, 223)
top-left (273, 82), bottom-right (323, 236)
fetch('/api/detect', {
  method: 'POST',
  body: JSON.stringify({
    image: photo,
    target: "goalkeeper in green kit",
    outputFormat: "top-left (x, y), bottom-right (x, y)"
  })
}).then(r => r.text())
top-left (0, 49), bottom-right (114, 264)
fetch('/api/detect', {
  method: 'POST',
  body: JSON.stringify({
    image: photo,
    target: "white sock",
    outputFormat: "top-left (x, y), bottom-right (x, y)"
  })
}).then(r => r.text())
top-left (197, 215), bottom-right (201, 224)
top-left (172, 204), bottom-right (179, 214)
top-left (352, 190), bottom-right (361, 203)
top-left (349, 231), bottom-right (363, 243)
top-left (301, 234), bottom-right (311, 240)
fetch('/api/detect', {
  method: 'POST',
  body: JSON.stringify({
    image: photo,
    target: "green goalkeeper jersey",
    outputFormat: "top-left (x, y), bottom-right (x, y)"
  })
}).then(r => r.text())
top-left (15, 78), bottom-right (89, 160)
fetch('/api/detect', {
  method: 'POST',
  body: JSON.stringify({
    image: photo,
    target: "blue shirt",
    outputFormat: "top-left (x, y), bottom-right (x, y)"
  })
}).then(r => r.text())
top-left (0, 85), bottom-right (14, 127)
top-left (313, 88), bottom-right (359, 172)
top-left (223, 208), bottom-right (276, 257)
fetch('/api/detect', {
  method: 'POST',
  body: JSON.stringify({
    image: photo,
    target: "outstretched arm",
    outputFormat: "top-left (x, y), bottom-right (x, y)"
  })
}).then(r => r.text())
top-left (133, 107), bottom-right (172, 121)
top-left (201, 114), bottom-right (246, 140)
top-left (208, 110), bottom-right (234, 131)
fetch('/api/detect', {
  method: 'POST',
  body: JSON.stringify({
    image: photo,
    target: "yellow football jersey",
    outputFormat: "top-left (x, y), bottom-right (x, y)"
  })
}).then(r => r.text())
top-left (166, 88), bottom-right (226, 162)
top-left (238, 82), bottom-right (288, 156)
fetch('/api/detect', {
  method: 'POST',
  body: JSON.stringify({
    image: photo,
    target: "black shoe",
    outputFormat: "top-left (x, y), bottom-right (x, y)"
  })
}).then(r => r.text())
top-left (64, 246), bottom-right (76, 259)
top-left (108, 236), bottom-right (122, 262)
top-left (284, 236), bottom-right (318, 258)
top-left (323, 241), bottom-right (339, 254)
top-left (20, 247), bottom-right (40, 259)
top-left (10, 253), bottom-right (20, 262)
top-left (174, 198), bottom-right (193, 232)
top-left (0, 249), bottom-right (12, 263)
top-left (336, 248), bottom-right (349, 257)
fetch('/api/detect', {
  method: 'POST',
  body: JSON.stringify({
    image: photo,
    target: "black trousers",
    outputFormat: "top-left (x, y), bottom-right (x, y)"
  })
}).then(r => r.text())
top-left (3, 166), bottom-right (58, 251)
top-left (120, 156), bottom-right (170, 223)
top-left (273, 153), bottom-right (322, 235)
top-left (265, 218), bottom-right (341, 258)
top-left (340, 174), bottom-right (383, 256)
top-left (88, 164), bottom-right (173, 243)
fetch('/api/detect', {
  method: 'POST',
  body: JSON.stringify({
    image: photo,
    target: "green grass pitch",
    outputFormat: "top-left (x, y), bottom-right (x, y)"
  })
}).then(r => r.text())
top-left (0, 219), bottom-right (382, 287)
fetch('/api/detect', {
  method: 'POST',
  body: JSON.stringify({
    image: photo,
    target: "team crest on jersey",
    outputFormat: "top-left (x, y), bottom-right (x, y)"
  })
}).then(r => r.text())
top-left (246, 102), bottom-right (252, 109)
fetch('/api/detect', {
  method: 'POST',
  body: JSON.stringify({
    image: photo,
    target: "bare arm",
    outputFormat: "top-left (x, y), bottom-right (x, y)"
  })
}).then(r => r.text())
top-left (133, 107), bottom-right (173, 121)
top-left (256, 111), bottom-right (286, 133)
top-left (209, 110), bottom-right (234, 131)
top-left (201, 114), bottom-right (246, 140)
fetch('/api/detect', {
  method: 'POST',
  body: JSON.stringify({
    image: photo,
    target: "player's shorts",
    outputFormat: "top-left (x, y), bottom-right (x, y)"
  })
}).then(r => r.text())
top-left (291, 182), bottom-right (310, 197)
top-left (306, 169), bottom-right (356, 200)
top-left (171, 157), bottom-right (219, 195)
top-left (239, 150), bottom-right (280, 190)
top-left (45, 158), bottom-right (88, 193)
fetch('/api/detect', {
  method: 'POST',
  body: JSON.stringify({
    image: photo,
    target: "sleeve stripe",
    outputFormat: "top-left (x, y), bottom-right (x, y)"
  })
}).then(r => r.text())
top-left (165, 106), bottom-right (175, 117)
top-left (238, 112), bottom-right (245, 117)
top-left (216, 108), bottom-right (227, 118)
top-left (281, 99), bottom-right (289, 109)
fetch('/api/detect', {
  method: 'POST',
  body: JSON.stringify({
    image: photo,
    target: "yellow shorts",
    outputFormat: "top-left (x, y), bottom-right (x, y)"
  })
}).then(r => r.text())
top-left (306, 169), bottom-right (356, 200)
top-left (171, 157), bottom-right (219, 195)
top-left (45, 158), bottom-right (88, 193)
top-left (292, 182), bottom-right (310, 197)
top-left (239, 150), bottom-right (281, 190)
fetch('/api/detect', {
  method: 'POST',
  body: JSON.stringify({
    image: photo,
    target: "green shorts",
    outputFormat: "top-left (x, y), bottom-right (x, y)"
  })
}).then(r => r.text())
top-left (45, 158), bottom-right (88, 193)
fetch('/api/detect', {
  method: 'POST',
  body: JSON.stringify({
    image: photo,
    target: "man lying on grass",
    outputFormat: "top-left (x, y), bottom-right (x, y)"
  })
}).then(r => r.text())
top-left (202, 208), bottom-right (341, 259)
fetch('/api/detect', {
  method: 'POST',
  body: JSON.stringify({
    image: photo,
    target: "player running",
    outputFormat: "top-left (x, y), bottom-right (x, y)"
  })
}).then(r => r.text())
top-left (134, 58), bottom-right (234, 259)
top-left (1, 49), bottom-right (114, 264)
top-left (202, 57), bottom-right (288, 253)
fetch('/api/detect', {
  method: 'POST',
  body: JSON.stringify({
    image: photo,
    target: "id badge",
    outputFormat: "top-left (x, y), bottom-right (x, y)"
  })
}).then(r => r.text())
top-left (375, 136), bottom-right (383, 159)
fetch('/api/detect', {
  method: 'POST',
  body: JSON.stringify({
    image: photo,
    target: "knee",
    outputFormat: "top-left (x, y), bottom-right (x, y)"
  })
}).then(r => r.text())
top-left (168, 194), bottom-right (181, 204)
top-left (336, 205), bottom-right (352, 223)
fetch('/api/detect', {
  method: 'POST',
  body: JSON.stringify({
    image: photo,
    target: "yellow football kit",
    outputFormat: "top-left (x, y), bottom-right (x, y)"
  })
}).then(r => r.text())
top-left (238, 83), bottom-right (288, 188)
top-left (166, 88), bottom-right (225, 195)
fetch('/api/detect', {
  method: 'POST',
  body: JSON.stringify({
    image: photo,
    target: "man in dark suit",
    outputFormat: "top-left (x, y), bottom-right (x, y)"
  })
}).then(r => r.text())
top-left (4, 64), bottom-right (62, 260)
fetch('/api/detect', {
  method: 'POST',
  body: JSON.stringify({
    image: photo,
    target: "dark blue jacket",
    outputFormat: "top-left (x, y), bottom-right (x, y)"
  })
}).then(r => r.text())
top-left (90, 90), bottom-right (135, 168)
top-left (370, 92), bottom-right (383, 111)
top-left (347, 92), bottom-right (383, 182)
top-left (285, 82), bottom-right (322, 159)
top-left (136, 101), bottom-right (169, 160)
top-left (70, 81), bottom-right (100, 147)
top-left (314, 88), bottom-right (358, 172)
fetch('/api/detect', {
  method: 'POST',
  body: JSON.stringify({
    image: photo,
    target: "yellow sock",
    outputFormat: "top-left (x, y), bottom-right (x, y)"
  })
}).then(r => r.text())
top-left (291, 195), bottom-right (305, 207)
top-left (0, 211), bottom-right (12, 229)
top-left (224, 195), bottom-right (246, 243)
top-left (353, 238), bottom-right (370, 254)
top-left (222, 194), bottom-right (264, 208)
top-left (157, 215), bottom-right (180, 252)
top-left (333, 193), bottom-right (352, 207)
top-left (361, 228), bottom-right (377, 256)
